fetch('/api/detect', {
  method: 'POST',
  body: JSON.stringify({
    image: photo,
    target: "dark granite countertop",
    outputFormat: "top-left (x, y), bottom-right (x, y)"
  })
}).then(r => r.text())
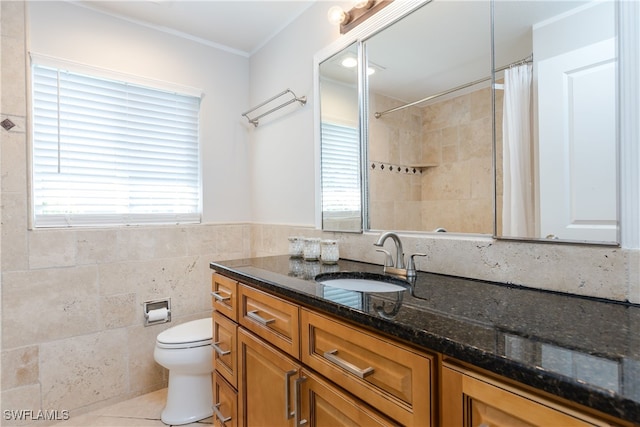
top-left (210, 255), bottom-right (640, 424)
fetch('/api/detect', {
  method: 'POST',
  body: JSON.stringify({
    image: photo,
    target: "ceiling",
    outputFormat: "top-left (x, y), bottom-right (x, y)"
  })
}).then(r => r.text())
top-left (74, 0), bottom-right (595, 101)
top-left (74, 0), bottom-right (317, 56)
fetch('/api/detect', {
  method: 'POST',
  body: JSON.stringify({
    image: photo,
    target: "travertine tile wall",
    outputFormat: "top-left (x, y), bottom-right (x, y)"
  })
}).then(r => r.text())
top-left (254, 224), bottom-right (639, 307)
top-left (369, 93), bottom-right (424, 230)
top-left (421, 87), bottom-right (494, 233)
top-left (368, 88), bottom-right (494, 233)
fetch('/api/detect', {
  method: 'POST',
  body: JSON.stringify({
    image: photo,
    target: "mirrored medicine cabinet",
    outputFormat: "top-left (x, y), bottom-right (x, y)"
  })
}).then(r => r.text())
top-left (317, 0), bottom-right (619, 246)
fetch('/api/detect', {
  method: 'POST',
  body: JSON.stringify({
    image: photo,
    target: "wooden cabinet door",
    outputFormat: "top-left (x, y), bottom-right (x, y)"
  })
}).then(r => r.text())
top-left (213, 372), bottom-right (237, 427)
top-left (238, 328), bottom-right (302, 427)
top-left (441, 363), bottom-right (611, 427)
top-left (299, 369), bottom-right (398, 427)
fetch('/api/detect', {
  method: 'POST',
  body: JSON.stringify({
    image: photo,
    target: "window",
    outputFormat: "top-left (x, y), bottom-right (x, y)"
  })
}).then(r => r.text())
top-left (320, 122), bottom-right (361, 214)
top-left (31, 61), bottom-right (201, 227)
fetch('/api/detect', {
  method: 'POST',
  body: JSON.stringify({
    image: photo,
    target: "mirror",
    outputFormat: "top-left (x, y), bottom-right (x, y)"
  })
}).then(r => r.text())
top-left (366, 1), bottom-right (492, 233)
top-left (494, 0), bottom-right (618, 244)
top-left (318, 0), bottom-right (620, 244)
top-left (319, 42), bottom-right (362, 232)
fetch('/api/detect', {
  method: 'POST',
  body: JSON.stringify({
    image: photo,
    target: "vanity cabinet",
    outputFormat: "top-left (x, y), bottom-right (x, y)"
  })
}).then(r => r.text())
top-left (212, 271), bottom-right (626, 427)
top-left (441, 363), bottom-right (615, 427)
top-left (212, 273), bottom-right (420, 427)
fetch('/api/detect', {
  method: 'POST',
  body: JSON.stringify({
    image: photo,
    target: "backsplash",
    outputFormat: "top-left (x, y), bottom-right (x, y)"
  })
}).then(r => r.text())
top-left (251, 223), bottom-right (639, 304)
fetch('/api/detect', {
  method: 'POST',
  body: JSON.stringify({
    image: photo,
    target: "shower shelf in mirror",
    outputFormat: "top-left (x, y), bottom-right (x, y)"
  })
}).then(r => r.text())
top-left (370, 161), bottom-right (432, 175)
top-left (409, 163), bottom-right (438, 171)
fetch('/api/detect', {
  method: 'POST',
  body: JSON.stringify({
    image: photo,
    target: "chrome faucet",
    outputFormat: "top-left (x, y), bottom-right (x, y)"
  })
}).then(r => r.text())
top-left (374, 231), bottom-right (426, 277)
top-left (373, 232), bottom-right (406, 276)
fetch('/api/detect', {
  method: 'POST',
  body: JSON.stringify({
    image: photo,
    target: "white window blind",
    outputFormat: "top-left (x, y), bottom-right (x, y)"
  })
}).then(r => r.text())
top-left (31, 63), bottom-right (201, 227)
top-left (320, 122), bottom-right (361, 212)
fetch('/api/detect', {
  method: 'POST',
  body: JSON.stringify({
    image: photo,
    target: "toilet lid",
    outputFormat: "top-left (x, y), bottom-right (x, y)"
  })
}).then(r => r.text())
top-left (157, 318), bottom-right (212, 347)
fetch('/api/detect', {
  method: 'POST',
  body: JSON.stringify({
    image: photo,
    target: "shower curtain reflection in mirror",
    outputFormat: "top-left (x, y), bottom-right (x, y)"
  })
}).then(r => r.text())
top-left (494, 0), bottom-right (617, 244)
top-left (501, 63), bottom-right (534, 237)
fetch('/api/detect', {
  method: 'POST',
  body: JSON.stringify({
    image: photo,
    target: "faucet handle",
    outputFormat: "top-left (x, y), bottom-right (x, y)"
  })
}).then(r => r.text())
top-left (407, 253), bottom-right (427, 277)
top-left (376, 249), bottom-right (394, 267)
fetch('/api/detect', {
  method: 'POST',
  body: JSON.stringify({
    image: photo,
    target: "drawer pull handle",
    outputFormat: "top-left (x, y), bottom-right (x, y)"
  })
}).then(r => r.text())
top-left (212, 342), bottom-right (231, 356)
top-left (294, 376), bottom-right (308, 426)
top-left (284, 369), bottom-right (297, 419)
top-left (212, 403), bottom-right (231, 424)
top-left (247, 310), bottom-right (275, 326)
top-left (323, 349), bottom-right (374, 379)
top-left (211, 291), bottom-right (231, 302)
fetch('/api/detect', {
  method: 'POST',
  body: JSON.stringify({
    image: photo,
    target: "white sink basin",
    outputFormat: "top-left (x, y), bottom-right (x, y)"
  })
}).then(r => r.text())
top-left (316, 276), bottom-right (408, 293)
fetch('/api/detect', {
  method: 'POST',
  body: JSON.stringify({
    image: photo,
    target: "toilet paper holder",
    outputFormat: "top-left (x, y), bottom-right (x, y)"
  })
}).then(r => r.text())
top-left (144, 298), bottom-right (171, 326)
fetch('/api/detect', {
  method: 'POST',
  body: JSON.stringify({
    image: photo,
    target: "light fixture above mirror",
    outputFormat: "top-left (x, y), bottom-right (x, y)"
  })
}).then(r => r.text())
top-left (328, 0), bottom-right (393, 34)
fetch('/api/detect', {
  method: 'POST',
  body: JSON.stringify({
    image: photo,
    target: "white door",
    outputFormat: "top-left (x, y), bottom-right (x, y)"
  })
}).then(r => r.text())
top-left (537, 38), bottom-right (617, 242)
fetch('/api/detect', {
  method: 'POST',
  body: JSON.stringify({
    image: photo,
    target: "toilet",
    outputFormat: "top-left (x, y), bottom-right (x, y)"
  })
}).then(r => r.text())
top-left (153, 318), bottom-right (213, 425)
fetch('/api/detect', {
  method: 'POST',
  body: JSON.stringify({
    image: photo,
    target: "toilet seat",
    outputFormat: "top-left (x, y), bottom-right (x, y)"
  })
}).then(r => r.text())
top-left (156, 318), bottom-right (212, 349)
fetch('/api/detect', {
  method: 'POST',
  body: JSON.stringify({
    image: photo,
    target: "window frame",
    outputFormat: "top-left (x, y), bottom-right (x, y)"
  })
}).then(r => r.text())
top-left (29, 54), bottom-right (203, 228)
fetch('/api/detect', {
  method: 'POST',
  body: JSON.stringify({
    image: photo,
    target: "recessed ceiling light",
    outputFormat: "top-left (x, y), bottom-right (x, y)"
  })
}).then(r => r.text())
top-left (341, 57), bottom-right (358, 68)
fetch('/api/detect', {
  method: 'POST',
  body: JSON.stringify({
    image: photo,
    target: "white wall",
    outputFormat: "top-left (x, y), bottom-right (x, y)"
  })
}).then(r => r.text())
top-left (28, 1), bottom-right (252, 224)
top-left (248, 1), bottom-right (348, 226)
top-left (321, 79), bottom-right (359, 126)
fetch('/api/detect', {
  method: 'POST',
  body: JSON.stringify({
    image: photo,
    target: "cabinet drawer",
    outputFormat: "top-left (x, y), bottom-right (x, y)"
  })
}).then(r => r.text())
top-left (212, 273), bottom-right (238, 321)
top-left (238, 284), bottom-right (300, 358)
top-left (213, 372), bottom-right (237, 427)
top-left (301, 309), bottom-right (432, 426)
top-left (300, 369), bottom-right (399, 427)
top-left (213, 311), bottom-right (237, 389)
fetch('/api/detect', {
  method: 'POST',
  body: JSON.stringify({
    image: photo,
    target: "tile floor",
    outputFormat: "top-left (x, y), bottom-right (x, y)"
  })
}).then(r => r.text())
top-left (53, 389), bottom-right (212, 427)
